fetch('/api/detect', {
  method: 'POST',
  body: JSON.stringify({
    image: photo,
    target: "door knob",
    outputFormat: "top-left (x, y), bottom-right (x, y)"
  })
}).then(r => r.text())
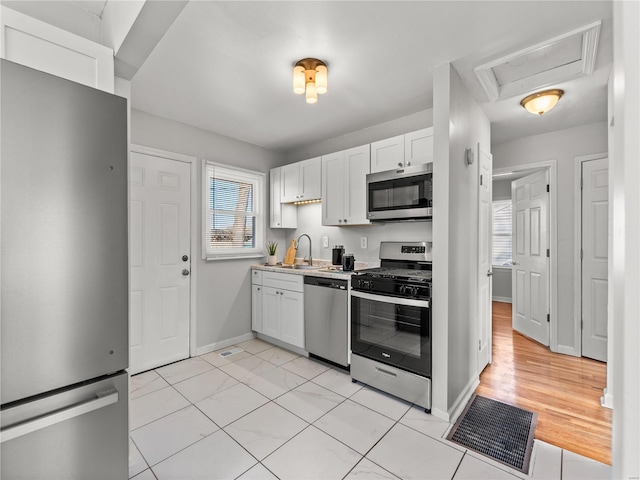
top-left (182, 269), bottom-right (190, 276)
top-left (182, 255), bottom-right (189, 262)
top-left (487, 271), bottom-right (493, 277)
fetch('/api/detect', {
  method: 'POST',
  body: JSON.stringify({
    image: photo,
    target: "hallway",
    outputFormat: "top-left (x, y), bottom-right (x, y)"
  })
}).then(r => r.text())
top-left (476, 302), bottom-right (611, 464)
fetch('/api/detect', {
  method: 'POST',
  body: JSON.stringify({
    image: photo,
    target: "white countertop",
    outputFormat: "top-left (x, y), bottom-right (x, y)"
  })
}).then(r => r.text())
top-left (251, 260), bottom-right (375, 280)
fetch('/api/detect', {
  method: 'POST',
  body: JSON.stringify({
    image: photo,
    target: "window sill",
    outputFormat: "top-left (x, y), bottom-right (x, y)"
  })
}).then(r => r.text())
top-left (206, 254), bottom-right (265, 262)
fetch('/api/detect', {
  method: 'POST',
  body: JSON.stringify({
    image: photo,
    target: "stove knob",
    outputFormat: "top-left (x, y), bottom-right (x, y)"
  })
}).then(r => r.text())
top-left (410, 286), bottom-right (419, 296)
top-left (399, 285), bottom-right (407, 294)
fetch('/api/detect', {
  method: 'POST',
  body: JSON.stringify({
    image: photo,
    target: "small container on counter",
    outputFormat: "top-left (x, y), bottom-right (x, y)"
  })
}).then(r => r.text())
top-left (332, 245), bottom-right (344, 265)
top-left (342, 253), bottom-right (355, 271)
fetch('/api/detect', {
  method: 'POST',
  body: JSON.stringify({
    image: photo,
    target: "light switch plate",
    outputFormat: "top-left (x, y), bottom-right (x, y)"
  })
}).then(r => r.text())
top-left (322, 236), bottom-right (329, 248)
top-left (360, 236), bottom-right (368, 249)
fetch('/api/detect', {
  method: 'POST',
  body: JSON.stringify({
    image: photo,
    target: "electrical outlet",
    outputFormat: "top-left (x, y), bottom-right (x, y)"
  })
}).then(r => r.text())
top-left (322, 236), bottom-right (329, 248)
top-left (360, 236), bottom-right (368, 249)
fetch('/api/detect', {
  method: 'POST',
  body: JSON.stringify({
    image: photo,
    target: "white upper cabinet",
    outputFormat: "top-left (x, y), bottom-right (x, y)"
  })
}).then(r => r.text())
top-left (370, 128), bottom-right (434, 173)
top-left (321, 152), bottom-right (345, 226)
top-left (270, 167), bottom-right (297, 229)
top-left (370, 134), bottom-right (404, 173)
top-left (280, 157), bottom-right (321, 203)
top-left (322, 145), bottom-right (370, 226)
top-left (404, 127), bottom-right (434, 166)
top-left (0, 6), bottom-right (114, 93)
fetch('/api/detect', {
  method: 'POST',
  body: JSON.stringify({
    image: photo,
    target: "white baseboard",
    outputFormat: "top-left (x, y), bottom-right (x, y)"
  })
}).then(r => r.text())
top-left (195, 332), bottom-right (256, 356)
top-left (448, 376), bottom-right (480, 424)
top-left (256, 333), bottom-right (308, 357)
top-left (601, 388), bottom-right (613, 409)
top-left (492, 296), bottom-right (512, 303)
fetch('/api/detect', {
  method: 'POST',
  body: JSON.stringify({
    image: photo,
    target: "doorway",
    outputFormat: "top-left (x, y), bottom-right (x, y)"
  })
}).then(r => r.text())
top-left (492, 161), bottom-right (557, 350)
top-left (575, 154), bottom-right (609, 362)
top-left (129, 146), bottom-right (198, 374)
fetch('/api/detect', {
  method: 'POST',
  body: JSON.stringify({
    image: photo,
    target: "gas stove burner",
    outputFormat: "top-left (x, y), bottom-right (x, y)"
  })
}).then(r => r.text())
top-left (355, 267), bottom-right (432, 282)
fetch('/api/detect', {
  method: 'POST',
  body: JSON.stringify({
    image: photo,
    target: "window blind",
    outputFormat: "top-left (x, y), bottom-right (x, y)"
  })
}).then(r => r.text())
top-left (492, 199), bottom-right (512, 266)
top-left (203, 162), bottom-right (264, 260)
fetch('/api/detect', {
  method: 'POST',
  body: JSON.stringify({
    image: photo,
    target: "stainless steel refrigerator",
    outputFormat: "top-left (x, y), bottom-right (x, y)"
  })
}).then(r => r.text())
top-left (1, 60), bottom-right (129, 479)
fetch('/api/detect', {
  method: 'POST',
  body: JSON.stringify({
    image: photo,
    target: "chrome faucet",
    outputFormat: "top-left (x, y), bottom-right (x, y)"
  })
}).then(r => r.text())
top-left (296, 234), bottom-right (312, 267)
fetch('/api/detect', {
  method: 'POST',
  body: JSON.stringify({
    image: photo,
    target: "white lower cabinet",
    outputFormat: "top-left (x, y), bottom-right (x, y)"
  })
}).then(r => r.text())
top-left (251, 270), bottom-right (304, 349)
top-left (251, 284), bottom-right (262, 332)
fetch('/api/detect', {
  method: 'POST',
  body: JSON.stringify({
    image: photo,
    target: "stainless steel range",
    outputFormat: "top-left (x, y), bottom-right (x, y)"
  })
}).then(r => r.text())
top-left (350, 241), bottom-right (432, 412)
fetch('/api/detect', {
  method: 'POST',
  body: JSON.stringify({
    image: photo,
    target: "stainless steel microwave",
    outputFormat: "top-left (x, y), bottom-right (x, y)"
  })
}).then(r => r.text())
top-left (366, 163), bottom-right (433, 222)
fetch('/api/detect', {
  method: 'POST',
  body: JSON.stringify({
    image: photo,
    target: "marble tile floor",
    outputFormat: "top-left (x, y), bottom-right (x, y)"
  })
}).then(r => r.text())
top-left (129, 338), bottom-right (612, 480)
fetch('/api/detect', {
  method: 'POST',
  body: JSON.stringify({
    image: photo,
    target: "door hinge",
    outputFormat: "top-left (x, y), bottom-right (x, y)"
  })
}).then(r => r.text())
top-left (580, 249), bottom-right (583, 260)
top-left (547, 313), bottom-right (550, 323)
top-left (581, 318), bottom-right (583, 329)
top-left (547, 249), bottom-right (550, 257)
top-left (580, 177), bottom-right (584, 189)
top-left (480, 174), bottom-right (483, 186)
top-left (547, 184), bottom-right (550, 193)
top-left (479, 339), bottom-right (481, 351)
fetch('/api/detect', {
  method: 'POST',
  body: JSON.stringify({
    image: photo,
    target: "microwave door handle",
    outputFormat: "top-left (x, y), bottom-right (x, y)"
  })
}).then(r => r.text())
top-left (350, 289), bottom-right (429, 308)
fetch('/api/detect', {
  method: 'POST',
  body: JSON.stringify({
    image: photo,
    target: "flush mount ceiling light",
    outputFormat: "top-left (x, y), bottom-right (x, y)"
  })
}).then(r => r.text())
top-left (293, 58), bottom-right (327, 104)
top-left (520, 89), bottom-right (564, 115)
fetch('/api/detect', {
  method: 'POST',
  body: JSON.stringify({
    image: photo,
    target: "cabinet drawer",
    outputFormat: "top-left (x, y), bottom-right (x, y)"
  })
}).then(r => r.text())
top-left (251, 269), bottom-right (263, 285)
top-left (262, 271), bottom-right (303, 292)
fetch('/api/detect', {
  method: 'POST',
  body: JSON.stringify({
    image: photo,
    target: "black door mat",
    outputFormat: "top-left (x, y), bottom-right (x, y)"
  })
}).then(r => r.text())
top-left (447, 394), bottom-right (537, 473)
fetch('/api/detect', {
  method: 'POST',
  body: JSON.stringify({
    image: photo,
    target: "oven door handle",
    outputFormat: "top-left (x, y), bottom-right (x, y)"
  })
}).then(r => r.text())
top-left (350, 289), bottom-right (429, 308)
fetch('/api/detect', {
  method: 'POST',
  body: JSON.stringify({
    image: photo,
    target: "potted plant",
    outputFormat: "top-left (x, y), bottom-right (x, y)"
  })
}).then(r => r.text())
top-left (266, 240), bottom-right (278, 265)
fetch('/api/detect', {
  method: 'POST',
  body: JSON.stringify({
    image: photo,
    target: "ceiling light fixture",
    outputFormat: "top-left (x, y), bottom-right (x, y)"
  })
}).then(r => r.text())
top-left (293, 58), bottom-right (327, 104)
top-left (520, 89), bottom-right (564, 115)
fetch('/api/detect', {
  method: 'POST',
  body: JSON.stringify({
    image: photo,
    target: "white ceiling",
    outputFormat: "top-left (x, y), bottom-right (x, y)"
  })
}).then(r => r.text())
top-left (4, 1), bottom-right (613, 153)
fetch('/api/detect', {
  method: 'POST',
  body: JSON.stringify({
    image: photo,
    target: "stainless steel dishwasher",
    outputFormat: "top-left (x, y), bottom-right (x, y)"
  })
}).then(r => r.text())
top-left (304, 276), bottom-right (349, 368)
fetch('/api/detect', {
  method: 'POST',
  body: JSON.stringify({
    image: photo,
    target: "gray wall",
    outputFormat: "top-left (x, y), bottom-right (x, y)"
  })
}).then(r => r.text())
top-left (281, 203), bottom-right (432, 264)
top-left (491, 121), bottom-right (608, 354)
top-left (131, 109), bottom-right (286, 351)
top-left (432, 64), bottom-right (490, 418)
top-left (284, 109), bottom-right (433, 162)
top-left (492, 177), bottom-right (512, 200)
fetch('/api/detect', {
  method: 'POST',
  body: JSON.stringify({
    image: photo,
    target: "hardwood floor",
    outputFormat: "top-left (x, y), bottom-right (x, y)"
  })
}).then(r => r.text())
top-left (476, 302), bottom-right (612, 465)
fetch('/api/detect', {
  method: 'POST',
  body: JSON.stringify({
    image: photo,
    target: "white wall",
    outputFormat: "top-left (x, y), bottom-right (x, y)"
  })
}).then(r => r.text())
top-left (612, 1), bottom-right (640, 478)
top-left (284, 109), bottom-right (432, 162)
top-left (130, 109), bottom-right (287, 351)
top-left (491, 122), bottom-right (607, 353)
top-left (431, 63), bottom-right (490, 419)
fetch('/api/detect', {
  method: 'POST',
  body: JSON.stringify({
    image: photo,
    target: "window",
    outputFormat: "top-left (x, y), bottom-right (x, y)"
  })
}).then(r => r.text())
top-left (492, 199), bottom-right (512, 266)
top-left (203, 161), bottom-right (265, 260)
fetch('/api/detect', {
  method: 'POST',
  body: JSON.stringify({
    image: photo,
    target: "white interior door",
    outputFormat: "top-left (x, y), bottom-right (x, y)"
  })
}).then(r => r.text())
top-left (512, 170), bottom-right (550, 346)
top-left (477, 145), bottom-right (493, 374)
top-left (581, 157), bottom-right (609, 362)
top-left (129, 152), bottom-right (191, 374)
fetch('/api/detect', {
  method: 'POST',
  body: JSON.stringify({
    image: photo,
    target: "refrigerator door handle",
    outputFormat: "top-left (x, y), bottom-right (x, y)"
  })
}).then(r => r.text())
top-left (1, 389), bottom-right (119, 443)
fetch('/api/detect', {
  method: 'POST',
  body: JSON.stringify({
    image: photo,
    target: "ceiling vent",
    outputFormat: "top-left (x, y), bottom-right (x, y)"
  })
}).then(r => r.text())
top-left (474, 21), bottom-right (601, 102)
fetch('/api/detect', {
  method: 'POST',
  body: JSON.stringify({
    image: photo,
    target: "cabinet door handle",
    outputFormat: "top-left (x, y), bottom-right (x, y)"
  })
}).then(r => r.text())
top-left (407, 161), bottom-right (411, 166)
top-left (398, 162), bottom-right (403, 167)
top-left (343, 219), bottom-right (347, 223)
